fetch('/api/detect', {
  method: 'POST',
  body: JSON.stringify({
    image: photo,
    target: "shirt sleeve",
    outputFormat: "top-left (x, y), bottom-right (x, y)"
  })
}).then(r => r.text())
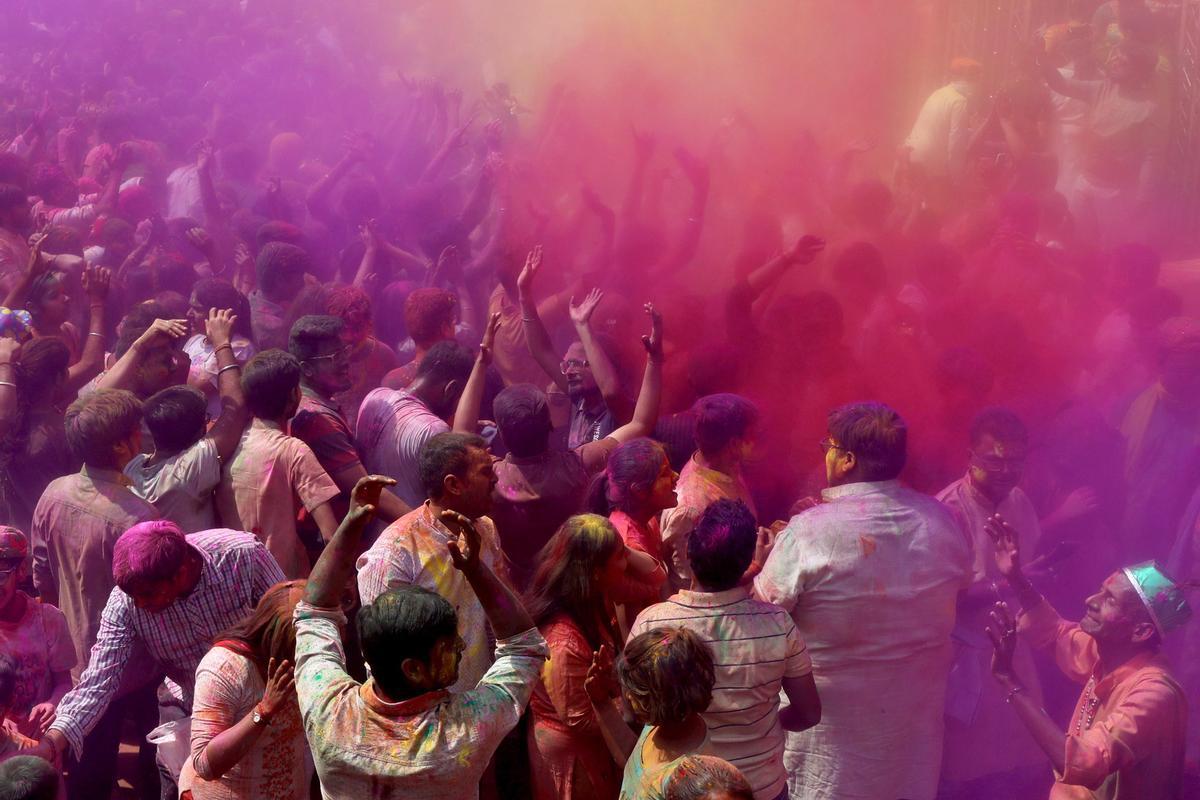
top-left (782, 619), bottom-right (813, 678)
top-left (1018, 598), bottom-right (1097, 685)
top-left (286, 440), bottom-right (341, 512)
top-left (188, 650), bottom-right (250, 781)
top-left (291, 409), bottom-right (363, 479)
top-left (180, 438), bottom-right (223, 495)
top-left (355, 534), bottom-right (415, 607)
top-left (464, 628), bottom-right (549, 731)
top-left (41, 603), bottom-right (79, 674)
top-left (292, 602), bottom-right (359, 736)
top-left (753, 524), bottom-right (805, 612)
top-left (660, 506), bottom-right (700, 589)
top-left (30, 504), bottom-right (56, 605)
top-left (49, 589), bottom-right (138, 757)
top-left (1061, 674), bottom-right (1182, 790)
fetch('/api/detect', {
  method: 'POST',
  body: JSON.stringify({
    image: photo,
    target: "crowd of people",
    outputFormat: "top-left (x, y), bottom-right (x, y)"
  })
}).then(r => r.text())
top-left (0, 0), bottom-right (1197, 798)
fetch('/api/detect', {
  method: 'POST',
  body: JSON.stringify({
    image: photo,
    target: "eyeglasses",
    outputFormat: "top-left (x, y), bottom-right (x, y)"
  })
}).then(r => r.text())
top-left (970, 453), bottom-right (1025, 473)
top-left (306, 345), bottom-right (354, 364)
top-left (560, 359), bottom-right (590, 374)
top-left (819, 438), bottom-right (850, 454)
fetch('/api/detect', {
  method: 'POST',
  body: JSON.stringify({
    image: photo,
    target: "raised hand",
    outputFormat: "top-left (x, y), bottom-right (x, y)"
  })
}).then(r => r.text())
top-left (788, 235), bottom-right (826, 265)
top-left (185, 227), bottom-right (215, 255)
top-left (205, 308), bottom-right (237, 347)
top-left (133, 318), bottom-right (189, 352)
top-left (82, 265), bottom-right (111, 301)
top-left (641, 302), bottom-right (664, 361)
top-left (568, 288), bottom-right (604, 328)
top-left (441, 509), bottom-right (482, 572)
top-left (26, 232), bottom-right (49, 277)
top-left (0, 338), bottom-right (21, 361)
top-left (585, 644), bottom-right (620, 704)
top-left (196, 139), bottom-right (216, 173)
top-left (479, 311), bottom-right (502, 365)
top-left (986, 602), bottom-right (1019, 683)
top-left (258, 657), bottom-right (296, 719)
top-left (348, 474), bottom-right (397, 526)
top-left (1054, 486), bottom-right (1099, 522)
top-left (985, 514), bottom-right (1021, 579)
top-left (517, 244), bottom-right (543, 294)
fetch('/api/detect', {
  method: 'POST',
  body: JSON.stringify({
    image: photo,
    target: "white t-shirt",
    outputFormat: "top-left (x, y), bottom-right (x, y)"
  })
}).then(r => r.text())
top-left (125, 438), bottom-right (222, 533)
top-left (355, 388), bottom-right (449, 508)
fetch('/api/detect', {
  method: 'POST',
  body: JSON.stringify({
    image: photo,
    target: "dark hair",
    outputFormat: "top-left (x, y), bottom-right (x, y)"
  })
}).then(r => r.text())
top-left (969, 407), bottom-right (1029, 448)
top-left (404, 288), bottom-right (458, 349)
top-left (143, 386), bottom-right (208, 452)
top-left (493, 384), bottom-right (551, 457)
top-left (0, 652), bottom-right (15, 708)
top-left (414, 340), bottom-right (474, 385)
top-left (64, 389), bottom-right (143, 467)
top-left (358, 585), bottom-right (458, 698)
top-left (689, 500), bottom-right (756, 592)
top-left (419, 432), bottom-right (486, 500)
top-left (664, 756), bottom-right (754, 800)
top-left (16, 337), bottom-right (69, 403)
top-left (525, 515), bottom-right (624, 649)
top-left (0, 756), bottom-right (61, 800)
top-left (288, 314), bottom-right (343, 362)
top-left (112, 520), bottom-right (192, 593)
top-left (826, 402), bottom-right (907, 481)
top-left (832, 241), bottom-right (887, 290)
top-left (326, 285), bottom-right (373, 333)
top-left (618, 627), bottom-right (715, 726)
top-left (25, 270), bottom-right (66, 317)
top-left (693, 394), bottom-right (759, 456)
top-left (113, 302), bottom-right (171, 359)
top-left (588, 438), bottom-right (669, 515)
top-left (255, 242), bottom-right (311, 301)
top-left (241, 349), bottom-right (301, 419)
top-left (214, 580), bottom-right (306, 681)
top-left (192, 279), bottom-right (253, 340)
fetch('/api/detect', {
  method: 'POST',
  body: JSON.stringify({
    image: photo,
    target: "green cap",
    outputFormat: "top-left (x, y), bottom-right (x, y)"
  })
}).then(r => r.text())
top-left (1122, 561), bottom-right (1192, 637)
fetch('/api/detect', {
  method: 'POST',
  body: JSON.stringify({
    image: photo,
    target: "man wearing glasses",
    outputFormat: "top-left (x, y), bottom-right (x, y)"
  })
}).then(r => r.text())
top-left (936, 407), bottom-right (1047, 798)
top-left (754, 402), bottom-right (971, 800)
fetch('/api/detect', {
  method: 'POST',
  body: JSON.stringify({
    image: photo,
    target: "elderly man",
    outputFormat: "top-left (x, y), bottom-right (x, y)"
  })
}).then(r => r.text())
top-left (755, 402), bottom-right (972, 800)
top-left (988, 519), bottom-right (1189, 799)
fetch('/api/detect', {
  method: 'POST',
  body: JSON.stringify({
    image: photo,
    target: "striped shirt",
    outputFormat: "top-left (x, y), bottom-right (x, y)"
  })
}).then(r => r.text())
top-left (48, 529), bottom-right (285, 757)
top-left (355, 388), bottom-right (449, 508)
top-left (629, 587), bottom-right (812, 800)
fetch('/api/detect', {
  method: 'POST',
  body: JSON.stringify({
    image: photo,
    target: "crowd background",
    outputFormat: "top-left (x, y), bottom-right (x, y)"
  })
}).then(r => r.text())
top-left (0, 0), bottom-right (1198, 799)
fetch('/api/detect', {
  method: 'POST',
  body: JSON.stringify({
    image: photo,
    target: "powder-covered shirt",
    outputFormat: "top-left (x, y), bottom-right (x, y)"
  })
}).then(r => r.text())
top-left (183, 334), bottom-right (257, 422)
top-left (216, 419), bottom-right (340, 579)
top-left (0, 594), bottom-right (76, 739)
top-left (356, 503), bottom-right (504, 693)
top-left (125, 438), bottom-right (222, 534)
top-left (1020, 598), bottom-right (1187, 800)
top-left (48, 529), bottom-right (285, 757)
top-left (355, 388), bottom-right (449, 508)
top-left (293, 601), bottom-right (547, 800)
top-left (630, 588), bottom-right (811, 800)
top-left (660, 456), bottom-right (757, 591)
top-left (178, 645), bottom-right (311, 800)
top-left (31, 465), bottom-right (159, 681)
top-left (619, 725), bottom-right (713, 800)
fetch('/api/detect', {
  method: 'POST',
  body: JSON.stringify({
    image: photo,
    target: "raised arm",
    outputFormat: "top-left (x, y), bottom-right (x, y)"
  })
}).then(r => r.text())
top-left (64, 266), bottom-right (111, 394)
top-left (203, 308), bottom-right (250, 461)
top-left (3, 233), bottom-right (49, 310)
top-left (191, 655), bottom-right (295, 781)
top-left (97, 318), bottom-right (189, 392)
top-left (569, 289), bottom-right (621, 405)
top-left (453, 311), bottom-right (501, 434)
top-left (0, 338), bottom-right (20, 443)
top-left (306, 475), bottom-right (398, 609)
top-left (441, 509), bottom-right (536, 639)
top-left (608, 304), bottom-right (663, 443)
top-left (517, 245), bottom-right (569, 393)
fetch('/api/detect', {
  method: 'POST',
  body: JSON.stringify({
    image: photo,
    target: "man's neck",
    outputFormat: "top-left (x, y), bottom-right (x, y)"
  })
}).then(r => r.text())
top-left (966, 473), bottom-right (1007, 509)
top-left (301, 379), bottom-right (331, 402)
top-left (1094, 638), bottom-right (1152, 676)
top-left (696, 450), bottom-right (738, 478)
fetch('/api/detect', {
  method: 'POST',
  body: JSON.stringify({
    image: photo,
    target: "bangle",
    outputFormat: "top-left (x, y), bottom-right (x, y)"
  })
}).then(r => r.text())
top-left (217, 363), bottom-right (240, 376)
top-left (521, 317), bottom-right (536, 323)
top-left (213, 343), bottom-right (233, 355)
top-left (0, 381), bottom-right (16, 389)
top-left (89, 303), bottom-right (105, 309)
top-left (88, 332), bottom-right (104, 338)
top-left (1004, 684), bottom-right (1026, 704)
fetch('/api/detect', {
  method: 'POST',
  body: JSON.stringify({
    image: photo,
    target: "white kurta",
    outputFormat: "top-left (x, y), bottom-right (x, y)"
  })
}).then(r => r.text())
top-left (754, 480), bottom-right (971, 800)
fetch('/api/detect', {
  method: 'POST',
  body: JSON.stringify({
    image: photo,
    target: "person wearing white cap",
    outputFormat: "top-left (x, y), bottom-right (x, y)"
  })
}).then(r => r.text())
top-left (987, 515), bottom-right (1190, 799)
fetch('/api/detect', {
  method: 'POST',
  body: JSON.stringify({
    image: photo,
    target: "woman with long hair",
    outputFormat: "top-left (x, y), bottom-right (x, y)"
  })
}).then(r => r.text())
top-left (178, 580), bottom-right (311, 800)
top-left (183, 279), bottom-right (256, 421)
top-left (525, 514), bottom-right (663, 800)
top-left (589, 437), bottom-right (678, 621)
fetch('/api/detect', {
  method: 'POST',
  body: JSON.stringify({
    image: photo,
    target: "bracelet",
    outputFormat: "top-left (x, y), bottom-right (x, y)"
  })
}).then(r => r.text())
top-left (0, 381), bottom-right (15, 389)
top-left (521, 317), bottom-right (536, 323)
top-left (217, 363), bottom-right (240, 376)
top-left (89, 303), bottom-right (105, 309)
top-left (1005, 684), bottom-right (1026, 704)
top-left (88, 332), bottom-right (104, 338)
top-left (213, 343), bottom-right (234, 355)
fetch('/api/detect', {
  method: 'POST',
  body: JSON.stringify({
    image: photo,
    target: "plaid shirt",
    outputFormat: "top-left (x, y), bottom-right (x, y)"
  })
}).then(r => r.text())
top-left (49, 529), bottom-right (285, 757)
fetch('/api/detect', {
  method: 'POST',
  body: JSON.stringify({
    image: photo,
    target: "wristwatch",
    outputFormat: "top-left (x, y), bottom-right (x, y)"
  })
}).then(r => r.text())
top-left (252, 705), bottom-right (272, 727)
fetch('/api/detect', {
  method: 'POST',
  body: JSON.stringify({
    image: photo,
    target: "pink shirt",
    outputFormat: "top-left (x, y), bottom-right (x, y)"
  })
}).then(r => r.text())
top-left (216, 419), bottom-right (339, 578)
top-left (0, 594), bottom-right (76, 738)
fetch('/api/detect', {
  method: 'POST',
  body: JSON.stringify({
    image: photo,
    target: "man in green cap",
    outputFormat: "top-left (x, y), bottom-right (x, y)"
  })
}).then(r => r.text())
top-left (986, 515), bottom-right (1189, 799)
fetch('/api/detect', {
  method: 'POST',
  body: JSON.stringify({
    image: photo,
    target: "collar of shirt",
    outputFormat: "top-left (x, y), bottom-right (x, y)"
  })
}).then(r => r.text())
top-left (1093, 649), bottom-right (1169, 702)
top-left (686, 454), bottom-right (742, 490)
top-left (821, 479), bottom-right (901, 502)
top-left (250, 418), bottom-right (284, 433)
top-left (671, 586), bottom-right (751, 607)
top-left (361, 681), bottom-right (450, 717)
top-left (418, 502), bottom-right (457, 544)
top-left (962, 474), bottom-right (1001, 513)
top-left (80, 464), bottom-right (133, 488)
top-left (300, 384), bottom-right (342, 416)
